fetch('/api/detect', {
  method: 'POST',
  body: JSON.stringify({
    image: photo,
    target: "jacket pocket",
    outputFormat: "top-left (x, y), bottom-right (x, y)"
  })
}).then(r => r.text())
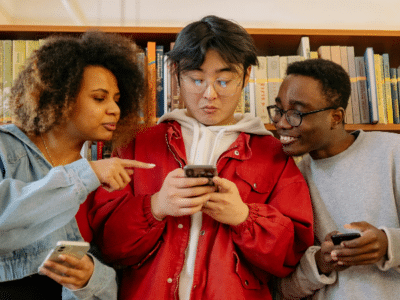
top-left (132, 240), bottom-right (163, 269)
top-left (233, 251), bottom-right (261, 290)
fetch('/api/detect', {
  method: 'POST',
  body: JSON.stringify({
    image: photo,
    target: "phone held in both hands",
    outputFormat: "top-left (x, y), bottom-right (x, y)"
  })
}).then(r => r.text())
top-left (38, 241), bottom-right (90, 274)
top-left (184, 165), bottom-right (217, 186)
top-left (331, 233), bottom-right (361, 245)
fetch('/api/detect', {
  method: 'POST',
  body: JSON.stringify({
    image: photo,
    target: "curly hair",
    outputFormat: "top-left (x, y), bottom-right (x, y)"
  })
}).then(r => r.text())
top-left (167, 15), bottom-right (258, 82)
top-left (286, 58), bottom-right (351, 110)
top-left (11, 30), bottom-right (146, 146)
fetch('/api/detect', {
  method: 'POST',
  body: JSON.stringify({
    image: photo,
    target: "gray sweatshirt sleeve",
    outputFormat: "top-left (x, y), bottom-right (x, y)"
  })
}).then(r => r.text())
top-left (278, 246), bottom-right (337, 299)
top-left (62, 254), bottom-right (118, 300)
top-left (376, 227), bottom-right (400, 273)
top-left (0, 158), bottom-right (100, 253)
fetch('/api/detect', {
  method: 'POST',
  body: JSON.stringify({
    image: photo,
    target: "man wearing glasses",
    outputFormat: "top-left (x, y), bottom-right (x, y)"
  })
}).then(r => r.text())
top-left (87, 15), bottom-right (314, 300)
top-left (273, 58), bottom-right (400, 299)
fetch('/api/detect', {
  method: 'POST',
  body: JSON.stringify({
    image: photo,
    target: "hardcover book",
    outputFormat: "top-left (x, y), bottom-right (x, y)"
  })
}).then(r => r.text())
top-left (363, 48), bottom-right (379, 123)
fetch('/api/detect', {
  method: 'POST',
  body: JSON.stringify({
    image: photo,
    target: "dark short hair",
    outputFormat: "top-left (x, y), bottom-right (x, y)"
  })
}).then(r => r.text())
top-left (167, 15), bottom-right (258, 79)
top-left (11, 30), bottom-right (145, 141)
top-left (286, 58), bottom-right (351, 109)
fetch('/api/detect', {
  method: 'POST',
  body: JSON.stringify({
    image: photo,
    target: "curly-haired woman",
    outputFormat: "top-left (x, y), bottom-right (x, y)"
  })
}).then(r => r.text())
top-left (0, 30), bottom-right (154, 300)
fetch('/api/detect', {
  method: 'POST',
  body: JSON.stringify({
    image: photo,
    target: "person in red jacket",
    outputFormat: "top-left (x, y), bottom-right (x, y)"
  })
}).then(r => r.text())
top-left (86, 15), bottom-right (314, 300)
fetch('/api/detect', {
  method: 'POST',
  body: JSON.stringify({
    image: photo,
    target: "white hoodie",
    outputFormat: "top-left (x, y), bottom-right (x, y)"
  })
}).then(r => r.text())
top-left (158, 109), bottom-right (272, 300)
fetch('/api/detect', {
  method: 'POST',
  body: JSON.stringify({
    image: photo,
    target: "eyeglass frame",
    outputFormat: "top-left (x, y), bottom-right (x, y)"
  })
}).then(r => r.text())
top-left (266, 105), bottom-right (338, 127)
top-left (179, 72), bottom-right (244, 97)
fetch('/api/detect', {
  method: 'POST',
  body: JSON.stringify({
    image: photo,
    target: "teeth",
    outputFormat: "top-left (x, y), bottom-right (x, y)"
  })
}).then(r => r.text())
top-left (280, 136), bottom-right (297, 144)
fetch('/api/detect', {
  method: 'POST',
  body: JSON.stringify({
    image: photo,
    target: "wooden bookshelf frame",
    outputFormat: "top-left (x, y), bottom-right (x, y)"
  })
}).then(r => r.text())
top-left (1, 25), bottom-right (400, 132)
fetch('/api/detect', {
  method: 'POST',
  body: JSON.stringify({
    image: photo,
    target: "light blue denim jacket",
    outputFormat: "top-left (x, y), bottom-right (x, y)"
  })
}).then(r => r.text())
top-left (0, 124), bottom-right (117, 299)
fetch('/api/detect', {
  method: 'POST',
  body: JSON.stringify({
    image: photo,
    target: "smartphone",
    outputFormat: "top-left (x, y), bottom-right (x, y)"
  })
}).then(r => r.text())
top-left (331, 233), bottom-right (361, 245)
top-left (184, 165), bottom-right (217, 186)
top-left (38, 241), bottom-right (90, 272)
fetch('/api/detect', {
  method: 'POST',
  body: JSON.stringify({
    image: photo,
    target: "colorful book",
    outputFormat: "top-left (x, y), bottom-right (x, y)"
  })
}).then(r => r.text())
top-left (156, 45), bottom-right (164, 117)
top-left (374, 54), bottom-right (386, 123)
top-left (382, 53), bottom-right (393, 123)
top-left (363, 48), bottom-right (379, 124)
top-left (163, 55), bottom-right (171, 114)
top-left (310, 51), bottom-right (318, 59)
top-left (346, 46), bottom-right (362, 123)
top-left (25, 40), bottom-right (40, 60)
top-left (339, 46), bottom-right (354, 124)
top-left (330, 46), bottom-right (341, 66)
top-left (354, 57), bottom-right (370, 124)
top-left (146, 41), bottom-right (157, 123)
top-left (254, 56), bottom-right (269, 123)
top-left (317, 46), bottom-right (331, 60)
top-left (169, 42), bottom-right (181, 111)
top-left (136, 51), bottom-right (146, 120)
top-left (297, 36), bottom-right (310, 59)
top-left (267, 55), bottom-right (281, 107)
top-left (0, 41), bottom-right (3, 123)
top-left (96, 141), bottom-right (104, 160)
top-left (12, 40), bottom-right (26, 82)
top-left (3, 40), bottom-right (12, 123)
top-left (390, 68), bottom-right (400, 124)
top-left (248, 66), bottom-right (256, 117)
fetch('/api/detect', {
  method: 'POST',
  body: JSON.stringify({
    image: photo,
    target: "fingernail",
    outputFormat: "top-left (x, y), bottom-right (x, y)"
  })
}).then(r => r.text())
top-left (59, 255), bottom-right (66, 260)
top-left (148, 164), bottom-right (156, 168)
top-left (338, 261), bottom-right (344, 265)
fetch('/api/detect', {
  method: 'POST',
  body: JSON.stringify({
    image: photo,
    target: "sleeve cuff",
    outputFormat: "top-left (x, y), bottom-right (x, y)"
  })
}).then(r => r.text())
top-left (69, 254), bottom-right (118, 300)
top-left (376, 227), bottom-right (400, 272)
top-left (64, 158), bottom-right (101, 202)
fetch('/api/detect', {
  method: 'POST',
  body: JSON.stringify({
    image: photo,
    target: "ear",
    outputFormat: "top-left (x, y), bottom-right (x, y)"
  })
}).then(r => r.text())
top-left (331, 107), bottom-right (346, 129)
top-left (243, 66), bottom-right (252, 87)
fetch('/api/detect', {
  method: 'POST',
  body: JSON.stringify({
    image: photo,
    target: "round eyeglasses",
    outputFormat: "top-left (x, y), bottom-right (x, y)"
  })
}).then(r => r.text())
top-left (180, 74), bottom-right (242, 97)
top-left (267, 105), bottom-right (337, 127)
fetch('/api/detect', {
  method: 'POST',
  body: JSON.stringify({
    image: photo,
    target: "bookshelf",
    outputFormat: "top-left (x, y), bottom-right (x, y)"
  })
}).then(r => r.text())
top-left (1, 25), bottom-right (400, 132)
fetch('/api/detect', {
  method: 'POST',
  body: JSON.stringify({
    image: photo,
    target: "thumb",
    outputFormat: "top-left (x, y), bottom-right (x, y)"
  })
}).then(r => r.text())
top-left (121, 159), bottom-right (156, 169)
top-left (213, 176), bottom-right (230, 192)
top-left (343, 221), bottom-right (370, 233)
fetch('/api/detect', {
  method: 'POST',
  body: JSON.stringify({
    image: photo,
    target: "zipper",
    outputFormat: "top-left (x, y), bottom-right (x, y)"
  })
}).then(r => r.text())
top-left (165, 133), bottom-right (184, 168)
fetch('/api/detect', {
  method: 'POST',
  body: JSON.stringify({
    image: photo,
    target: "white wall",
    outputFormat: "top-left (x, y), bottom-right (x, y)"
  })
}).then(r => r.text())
top-left (1, 0), bottom-right (400, 30)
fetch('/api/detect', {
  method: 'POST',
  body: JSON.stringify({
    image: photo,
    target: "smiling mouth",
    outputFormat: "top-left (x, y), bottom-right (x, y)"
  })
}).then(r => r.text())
top-left (280, 135), bottom-right (298, 145)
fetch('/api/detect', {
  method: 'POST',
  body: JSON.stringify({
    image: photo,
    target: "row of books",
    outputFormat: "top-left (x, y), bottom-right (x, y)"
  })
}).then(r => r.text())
top-left (147, 36), bottom-right (400, 124)
top-left (2, 38), bottom-right (400, 126)
top-left (0, 39), bottom-right (42, 123)
top-left (81, 141), bottom-right (112, 161)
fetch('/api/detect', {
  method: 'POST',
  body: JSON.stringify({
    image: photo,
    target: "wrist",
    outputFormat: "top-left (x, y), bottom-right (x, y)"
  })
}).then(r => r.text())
top-left (150, 193), bottom-right (165, 221)
top-left (315, 249), bottom-right (332, 275)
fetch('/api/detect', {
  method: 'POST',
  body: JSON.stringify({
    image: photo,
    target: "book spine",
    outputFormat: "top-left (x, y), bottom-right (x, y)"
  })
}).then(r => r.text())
top-left (147, 41), bottom-right (157, 123)
top-left (267, 55), bottom-right (280, 108)
top-left (169, 42), bottom-right (181, 111)
top-left (382, 53), bottom-right (393, 123)
top-left (317, 46), bottom-right (331, 60)
top-left (0, 41), bottom-right (3, 123)
top-left (390, 68), bottom-right (400, 124)
top-left (254, 56), bottom-right (269, 123)
top-left (248, 66), bottom-right (256, 117)
top-left (363, 48), bottom-right (379, 123)
top-left (163, 55), bottom-right (170, 114)
top-left (296, 36), bottom-right (310, 59)
top-left (340, 46), bottom-right (355, 124)
top-left (374, 54), bottom-right (386, 123)
top-left (3, 40), bottom-right (12, 123)
top-left (354, 57), bottom-right (370, 124)
top-left (156, 45), bottom-right (164, 117)
top-left (96, 141), bottom-right (104, 161)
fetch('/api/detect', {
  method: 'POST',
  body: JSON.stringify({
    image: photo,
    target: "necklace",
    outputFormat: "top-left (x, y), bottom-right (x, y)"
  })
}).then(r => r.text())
top-left (40, 133), bottom-right (55, 167)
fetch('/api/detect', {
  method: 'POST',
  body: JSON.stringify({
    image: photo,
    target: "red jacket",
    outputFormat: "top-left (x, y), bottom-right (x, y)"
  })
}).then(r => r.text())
top-left (85, 121), bottom-right (313, 300)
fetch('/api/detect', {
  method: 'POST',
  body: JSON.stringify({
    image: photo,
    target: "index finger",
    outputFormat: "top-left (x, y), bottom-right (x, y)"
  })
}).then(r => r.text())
top-left (120, 159), bottom-right (156, 169)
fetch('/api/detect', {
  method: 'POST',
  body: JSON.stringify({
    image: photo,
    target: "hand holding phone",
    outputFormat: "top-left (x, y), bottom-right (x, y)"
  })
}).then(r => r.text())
top-left (184, 165), bottom-right (217, 186)
top-left (39, 241), bottom-right (90, 274)
top-left (331, 233), bottom-right (361, 245)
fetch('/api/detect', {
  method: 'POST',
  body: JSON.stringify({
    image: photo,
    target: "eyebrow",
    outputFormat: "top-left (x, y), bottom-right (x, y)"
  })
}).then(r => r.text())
top-left (275, 97), bottom-right (311, 109)
top-left (92, 88), bottom-right (120, 96)
top-left (194, 66), bottom-right (237, 74)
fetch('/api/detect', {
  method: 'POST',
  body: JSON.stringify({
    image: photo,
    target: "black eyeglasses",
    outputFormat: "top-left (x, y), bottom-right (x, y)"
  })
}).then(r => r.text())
top-left (267, 105), bottom-right (337, 127)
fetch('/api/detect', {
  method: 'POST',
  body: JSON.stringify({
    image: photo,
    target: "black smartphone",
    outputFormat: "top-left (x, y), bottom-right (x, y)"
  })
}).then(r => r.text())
top-left (331, 233), bottom-right (361, 245)
top-left (183, 165), bottom-right (217, 186)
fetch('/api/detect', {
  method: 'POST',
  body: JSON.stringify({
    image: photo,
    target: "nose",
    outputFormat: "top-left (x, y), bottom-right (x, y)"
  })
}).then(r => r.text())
top-left (107, 99), bottom-right (121, 119)
top-left (274, 113), bottom-right (292, 130)
top-left (202, 81), bottom-right (218, 100)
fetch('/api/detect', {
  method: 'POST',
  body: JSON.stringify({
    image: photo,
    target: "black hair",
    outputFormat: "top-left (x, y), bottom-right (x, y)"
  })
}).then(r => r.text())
top-left (11, 30), bottom-right (145, 143)
top-left (286, 58), bottom-right (351, 109)
top-left (167, 15), bottom-right (258, 81)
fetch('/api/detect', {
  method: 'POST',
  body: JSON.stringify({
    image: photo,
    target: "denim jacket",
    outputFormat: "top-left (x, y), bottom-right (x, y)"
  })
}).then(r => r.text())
top-left (0, 124), bottom-right (117, 299)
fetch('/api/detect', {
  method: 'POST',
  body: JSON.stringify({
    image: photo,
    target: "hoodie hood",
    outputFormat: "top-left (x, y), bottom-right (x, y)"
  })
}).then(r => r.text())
top-left (158, 109), bottom-right (273, 165)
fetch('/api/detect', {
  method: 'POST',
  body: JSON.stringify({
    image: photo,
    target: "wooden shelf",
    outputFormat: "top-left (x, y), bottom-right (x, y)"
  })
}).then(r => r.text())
top-left (0, 25), bottom-right (399, 67)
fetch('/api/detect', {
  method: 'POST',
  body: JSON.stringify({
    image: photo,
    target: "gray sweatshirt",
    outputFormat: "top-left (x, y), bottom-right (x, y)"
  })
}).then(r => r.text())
top-left (279, 130), bottom-right (400, 300)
